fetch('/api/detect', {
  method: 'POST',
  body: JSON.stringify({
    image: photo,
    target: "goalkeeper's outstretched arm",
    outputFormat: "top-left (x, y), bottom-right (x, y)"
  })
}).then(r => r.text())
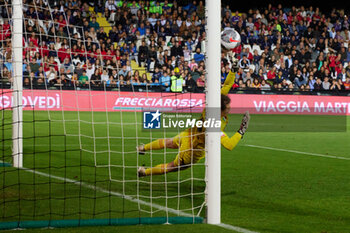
top-left (221, 111), bottom-right (250, 151)
top-left (221, 70), bottom-right (236, 96)
top-left (200, 56), bottom-right (238, 120)
top-left (221, 49), bottom-right (239, 96)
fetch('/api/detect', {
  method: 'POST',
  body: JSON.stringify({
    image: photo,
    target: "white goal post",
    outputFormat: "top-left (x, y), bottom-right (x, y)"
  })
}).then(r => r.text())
top-left (206, 0), bottom-right (222, 225)
top-left (12, 0), bottom-right (23, 168)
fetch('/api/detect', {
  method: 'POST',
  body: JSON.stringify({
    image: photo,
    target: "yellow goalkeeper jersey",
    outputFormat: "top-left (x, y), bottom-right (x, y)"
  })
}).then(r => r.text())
top-left (219, 70), bottom-right (242, 150)
top-left (189, 71), bottom-right (242, 152)
top-left (172, 70), bottom-right (242, 166)
top-left (220, 71), bottom-right (243, 150)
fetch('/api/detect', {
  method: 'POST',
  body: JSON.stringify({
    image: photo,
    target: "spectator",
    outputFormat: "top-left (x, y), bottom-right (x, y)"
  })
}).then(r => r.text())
top-left (189, 58), bottom-right (198, 71)
top-left (294, 69), bottom-right (307, 87)
top-left (105, 0), bottom-right (117, 12)
top-left (137, 22), bottom-right (146, 36)
top-left (129, 1), bottom-right (140, 15)
top-left (170, 41), bottom-right (184, 58)
top-left (251, 78), bottom-right (261, 89)
top-left (89, 17), bottom-right (100, 31)
top-left (106, 75), bottom-right (117, 87)
top-left (322, 77), bottom-right (331, 90)
top-left (238, 55), bottom-right (250, 71)
top-left (35, 66), bottom-right (45, 79)
top-left (260, 79), bottom-right (271, 90)
top-left (29, 58), bottom-right (40, 74)
top-left (86, 63), bottom-right (95, 80)
top-left (159, 71), bottom-right (171, 92)
top-left (330, 79), bottom-right (343, 91)
top-left (24, 72), bottom-right (35, 86)
top-left (185, 73), bottom-right (197, 92)
top-left (138, 40), bottom-right (148, 67)
top-left (314, 78), bottom-right (323, 91)
top-left (191, 65), bottom-right (204, 81)
top-left (60, 58), bottom-right (74, 76)
top-left (79, 70), bottom-right (89, 86)
top-left (196, 74), bottom-right (205, 87)
top-left (101, 69), bottom-right (109, 84)
top-left (337, 68), bottom-right (347, 81)
top-left (141, 73), bottom-right (148, 83)
top-left (193, 48), bottom-right (205, 63)
top-left (243, 70), bottom-right (253, 84)
top-left (97, 27), bottom-right (108, 41)
top-left (74, 62), bottom-right (84, 78)
top-left (170, 69), bottom-right (185, 92)
top-left (280, 79), bottom-right (290, 91)
top-left (308, 75), bottom-right (316, 90)
top-left (275, 70), bottom-right (285, 84)
top-left (118, 65), bottom-right (130, 79)
top-left (221, 66), bottom-right (229, 84)
top-left (90, 69), bottom-right (101, 86)
top-left (266, 66), bottom-right (277, 84)
top-left (109, 26), bottom-right (119, 42)
top-left (57, 74), bottom-right (70, 87)
top-left (46, 65), bottom-right (58, 84)
top-left (344, 77), bottom-right (350, 90)
top-left (147, 46), bottom-right (158, 71)
top-left (152, 67), bottom-right (162, 83)
top-left (71, 73), bottom-right (79, 86)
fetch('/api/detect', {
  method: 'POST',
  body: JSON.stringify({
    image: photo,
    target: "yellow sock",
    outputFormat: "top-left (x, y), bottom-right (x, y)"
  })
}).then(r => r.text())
top-left (144, 139), bottom-right (165, 151)
top-left (145, 164), bottom-right (168, 176)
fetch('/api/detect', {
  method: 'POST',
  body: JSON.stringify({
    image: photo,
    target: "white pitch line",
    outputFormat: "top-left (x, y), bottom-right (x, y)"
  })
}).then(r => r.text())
top-left (218, 223), bottom-right (260, 233)
top-left (14, 165), bottom-right (258, 233)
top-left (245, 144), bottom-right (350, 161)
top-left (22, 168), bottom-right (192, 217)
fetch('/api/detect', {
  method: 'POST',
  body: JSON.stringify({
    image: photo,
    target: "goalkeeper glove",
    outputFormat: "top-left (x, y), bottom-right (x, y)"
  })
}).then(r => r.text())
top-left (223, 49), bottom-right (239, 72)
top-left (231, 59), bottom-right (239, 73)
top-left (226, 50), bottom-right (239, 73)
top-left (238, 111), bottom-right (250, 136)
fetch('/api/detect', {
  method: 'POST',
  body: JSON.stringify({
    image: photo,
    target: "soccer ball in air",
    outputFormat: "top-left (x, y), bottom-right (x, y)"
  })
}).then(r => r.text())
top-left (221, 28), bottom-right (241, 49)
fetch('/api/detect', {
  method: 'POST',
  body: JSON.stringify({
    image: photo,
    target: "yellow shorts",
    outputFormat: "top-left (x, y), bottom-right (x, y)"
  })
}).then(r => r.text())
top-left (172, 130), bottom-right (205, 167)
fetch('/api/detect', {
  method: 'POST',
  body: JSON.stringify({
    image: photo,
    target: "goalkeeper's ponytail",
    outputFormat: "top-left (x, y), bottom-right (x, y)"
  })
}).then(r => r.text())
top-left (221, 94), bottom-right (231, 112)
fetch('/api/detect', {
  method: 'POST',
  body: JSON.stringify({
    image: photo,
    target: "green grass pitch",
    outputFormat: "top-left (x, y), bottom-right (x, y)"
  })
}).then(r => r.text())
top-left (1, 110), bottom-right (350, 233)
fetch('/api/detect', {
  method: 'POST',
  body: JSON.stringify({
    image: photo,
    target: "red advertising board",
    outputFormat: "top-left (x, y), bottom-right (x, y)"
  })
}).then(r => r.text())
top-left (1, 90), bottom-right (349, 115)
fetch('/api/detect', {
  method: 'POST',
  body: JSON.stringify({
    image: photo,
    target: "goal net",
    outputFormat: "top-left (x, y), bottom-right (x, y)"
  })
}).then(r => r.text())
top-left (0, 0), bottom-right (209, 229)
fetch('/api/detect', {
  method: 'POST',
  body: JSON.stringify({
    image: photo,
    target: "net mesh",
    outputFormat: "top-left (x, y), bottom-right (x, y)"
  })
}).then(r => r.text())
top-left (0, 0), bottom-right (206, 228)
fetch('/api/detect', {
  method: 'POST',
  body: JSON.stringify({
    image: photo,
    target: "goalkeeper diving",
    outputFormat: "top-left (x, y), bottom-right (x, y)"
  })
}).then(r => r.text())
top-left (137, 51), bottom-right (250, 177)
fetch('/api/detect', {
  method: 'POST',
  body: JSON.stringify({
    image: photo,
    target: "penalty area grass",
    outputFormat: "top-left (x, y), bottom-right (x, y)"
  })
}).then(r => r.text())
top-left (1, 110), bottom-right (350, 233)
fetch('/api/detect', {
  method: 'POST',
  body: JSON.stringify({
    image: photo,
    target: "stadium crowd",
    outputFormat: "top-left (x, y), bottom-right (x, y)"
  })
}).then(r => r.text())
top-left (1, 0), bottom-right (350, 93)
